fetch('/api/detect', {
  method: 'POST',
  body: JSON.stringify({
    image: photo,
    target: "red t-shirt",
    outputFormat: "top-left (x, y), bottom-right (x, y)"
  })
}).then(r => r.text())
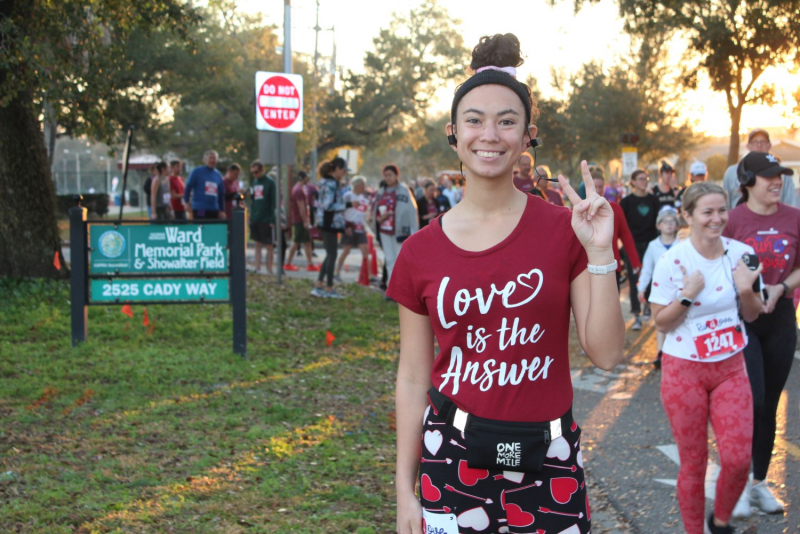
top-left (377, 189), bottom-right (397, 235)
top-left (723, 203), bottom-right (800, 287)
top-left (544, 189), bottom-right (564, 207)
top-left (290, 183), bottom-right (308, 224)
top-left (387, 195), bottom-right (588, 422)
top-left (610, 201), bottom-right (641, 272)
top-left (223, 178), bottom-right (239, 219)
top-left (169, 175), bottom-right (186, 212)
top-left (513, 175), bottom-right (535, 193)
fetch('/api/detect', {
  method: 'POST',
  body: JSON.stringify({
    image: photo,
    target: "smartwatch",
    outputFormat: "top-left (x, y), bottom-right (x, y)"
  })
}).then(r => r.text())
top-left (679, 296), bottom-right (693, 307)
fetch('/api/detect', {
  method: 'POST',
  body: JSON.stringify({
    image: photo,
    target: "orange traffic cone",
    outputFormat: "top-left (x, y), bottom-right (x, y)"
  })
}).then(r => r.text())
top-left (121, 304), bottom-right (133, 318)
top-left (368, 234), bottom-right (378, 276)
top-left (358, 258), bottom-right (370, 286)
top-left (326, 330), bottom-right (336, 347)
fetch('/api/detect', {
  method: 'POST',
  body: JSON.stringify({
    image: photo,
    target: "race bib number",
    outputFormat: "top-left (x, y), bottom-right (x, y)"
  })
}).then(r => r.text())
top-left (421, 509), bottom-right (458, 534)
top-left (163, 192), bottom-right (171, 204)
top-left (688, 309), bottom-right (745, 360)
top-left (204, 181), bottom-right (218, 197)
top-left (253, 185), bottom-right (264, 200)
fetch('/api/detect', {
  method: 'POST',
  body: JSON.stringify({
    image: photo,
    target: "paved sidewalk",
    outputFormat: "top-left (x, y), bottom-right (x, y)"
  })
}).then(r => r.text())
top-left (253, 243), bottom-right (385, 287)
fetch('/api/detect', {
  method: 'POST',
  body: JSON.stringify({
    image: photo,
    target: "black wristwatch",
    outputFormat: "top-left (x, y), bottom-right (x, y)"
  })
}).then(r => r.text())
top-left (679, 296), bottom-right (693, 307)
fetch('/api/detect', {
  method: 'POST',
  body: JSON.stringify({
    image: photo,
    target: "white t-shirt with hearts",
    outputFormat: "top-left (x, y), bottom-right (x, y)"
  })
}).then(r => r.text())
top-left (649, 237), bottom-right (755, 362)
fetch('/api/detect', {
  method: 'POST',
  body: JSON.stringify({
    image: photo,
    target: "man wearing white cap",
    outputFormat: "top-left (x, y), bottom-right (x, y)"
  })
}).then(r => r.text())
top-left (688, 161), bottom-right (707, 182)
top-left (676, 161), bottom-right (708, 207)
top-left (722, 129), bottom-right (795, 208)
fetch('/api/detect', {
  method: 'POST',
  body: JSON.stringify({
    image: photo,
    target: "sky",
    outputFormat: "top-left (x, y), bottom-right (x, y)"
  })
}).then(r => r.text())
top-left (240, 0), bottom-right (799, 139)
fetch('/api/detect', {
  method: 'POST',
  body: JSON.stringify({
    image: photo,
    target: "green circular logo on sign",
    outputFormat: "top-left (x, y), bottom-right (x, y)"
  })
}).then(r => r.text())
top-left (98, 230), bottom-right (126, 258)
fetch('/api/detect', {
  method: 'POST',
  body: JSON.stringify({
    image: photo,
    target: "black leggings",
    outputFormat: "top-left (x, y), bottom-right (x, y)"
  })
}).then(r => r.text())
top-left (626, 240), bottom-right (650, 315)
top-left (742, 298), bottom-right (797, 481)
top-left (318, 230), bottom-right (338, 287)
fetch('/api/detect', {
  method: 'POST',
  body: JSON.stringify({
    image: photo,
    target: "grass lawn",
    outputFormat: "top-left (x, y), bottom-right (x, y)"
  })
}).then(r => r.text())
top-left (0, 276), bottom-right (399, 533)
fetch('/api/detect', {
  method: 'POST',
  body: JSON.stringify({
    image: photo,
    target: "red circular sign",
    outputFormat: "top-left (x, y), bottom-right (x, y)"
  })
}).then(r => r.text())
top-left (257, 75), bottom-right (301, 129)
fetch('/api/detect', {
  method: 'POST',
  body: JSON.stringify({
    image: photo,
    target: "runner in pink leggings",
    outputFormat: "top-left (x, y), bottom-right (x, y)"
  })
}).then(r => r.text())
top-left (649, 182), bottom-right (764, 534)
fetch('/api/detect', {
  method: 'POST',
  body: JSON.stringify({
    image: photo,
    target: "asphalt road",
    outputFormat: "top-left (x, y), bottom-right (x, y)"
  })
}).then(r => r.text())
top-left (574, 299), bottom-right (800, 534)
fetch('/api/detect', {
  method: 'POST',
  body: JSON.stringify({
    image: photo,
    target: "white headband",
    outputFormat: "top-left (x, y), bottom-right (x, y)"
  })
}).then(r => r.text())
top-left (475, 66), bottom-right (517, 78)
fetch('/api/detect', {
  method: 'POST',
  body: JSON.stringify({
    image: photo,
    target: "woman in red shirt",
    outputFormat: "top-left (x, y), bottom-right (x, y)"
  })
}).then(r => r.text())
top-left (723, 151), bottom-right (800, 517)
top-left (388, 34), bottom-right (625, 534)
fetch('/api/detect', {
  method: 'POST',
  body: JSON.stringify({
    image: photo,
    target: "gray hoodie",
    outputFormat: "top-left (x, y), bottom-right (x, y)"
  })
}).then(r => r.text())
top-left (371, 182), bottom-right (419, 241)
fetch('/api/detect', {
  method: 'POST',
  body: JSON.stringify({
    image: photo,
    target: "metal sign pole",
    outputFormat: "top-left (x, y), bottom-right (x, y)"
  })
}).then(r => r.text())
top-left (231, 195), bottom-right (247, 358)
top-left (276, 135), bottom-right (283, 284)
top-left (69, 196), bottom-right (88, 346)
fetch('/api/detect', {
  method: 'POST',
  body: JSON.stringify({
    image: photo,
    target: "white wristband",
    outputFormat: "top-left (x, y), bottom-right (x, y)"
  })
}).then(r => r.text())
top-left (587, 260), bottom-right (618, 275)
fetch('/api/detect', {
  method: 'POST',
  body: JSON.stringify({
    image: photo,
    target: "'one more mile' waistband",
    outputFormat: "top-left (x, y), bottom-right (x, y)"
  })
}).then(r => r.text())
top-left (427, 387), bottom-right (573, 440)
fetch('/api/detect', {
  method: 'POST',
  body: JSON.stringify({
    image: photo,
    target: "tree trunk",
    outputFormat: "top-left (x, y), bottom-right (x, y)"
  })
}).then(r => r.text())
top-left (0, 83), bottom-right (67, 279)
top-left (727, 104), bottom-right (743, 167)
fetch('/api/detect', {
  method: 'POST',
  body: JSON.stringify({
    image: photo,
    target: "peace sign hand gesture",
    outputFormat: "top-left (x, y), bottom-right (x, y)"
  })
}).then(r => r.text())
top-left (558, 160), bottom-right (614, 255)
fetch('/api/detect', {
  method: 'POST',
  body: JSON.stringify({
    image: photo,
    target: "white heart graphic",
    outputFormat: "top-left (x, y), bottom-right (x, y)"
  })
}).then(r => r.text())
top-left (546, 436), bottom-right (571, 461)
top-left (503, 471), bottom-right (525, 483)
top-left (424, 430), bottom-right (443, 456)
top-left (458, 506), bottom-right (490, 531)
top-left (577, 449), bottom-right (584, 468)
top-left (506, 269), bottom-right (543, 308)
top-left (558, 525), bottom-right (580, 534)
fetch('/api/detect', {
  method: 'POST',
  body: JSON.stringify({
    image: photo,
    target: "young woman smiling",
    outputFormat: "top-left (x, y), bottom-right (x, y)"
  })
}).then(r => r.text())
top-left (649, 182), bottom-right (763, 534)
top-left (387, 34), bottom-right (625, 534)
top-left (724, 152), bottom-right (800, 517)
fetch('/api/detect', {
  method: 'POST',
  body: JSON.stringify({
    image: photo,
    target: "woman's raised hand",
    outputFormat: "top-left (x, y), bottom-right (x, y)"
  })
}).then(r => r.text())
top-left (680, 265), bottom-right (705, 300)
top-left (558, 161), bottom-right (614, 253)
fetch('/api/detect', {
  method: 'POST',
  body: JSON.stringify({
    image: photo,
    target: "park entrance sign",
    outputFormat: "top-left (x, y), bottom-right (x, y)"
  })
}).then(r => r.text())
top-left (89, 223), bottom-right (228, 274)
top-left (70, 197), bottom-right (247, 357)
top-left (255, 71), bottom-right (304, 133)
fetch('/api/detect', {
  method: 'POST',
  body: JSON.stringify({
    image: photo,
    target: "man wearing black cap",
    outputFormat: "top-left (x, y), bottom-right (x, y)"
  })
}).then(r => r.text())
top-left (722, 128), bottom-right (796, 208)
top-left (650, 161), bottom-right (680, 211)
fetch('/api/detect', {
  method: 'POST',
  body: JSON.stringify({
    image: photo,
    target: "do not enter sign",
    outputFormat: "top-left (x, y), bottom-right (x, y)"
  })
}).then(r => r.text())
top-left (255, 71), bottom-right (304, 133)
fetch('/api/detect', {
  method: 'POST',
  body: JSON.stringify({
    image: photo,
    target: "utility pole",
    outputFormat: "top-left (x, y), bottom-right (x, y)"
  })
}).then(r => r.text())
top-left (276, 0), bottom-right (292, 284)
top-left (311, 0), bottom-right (320, 180)
top-left (330, 26), bottom-right (337, 88)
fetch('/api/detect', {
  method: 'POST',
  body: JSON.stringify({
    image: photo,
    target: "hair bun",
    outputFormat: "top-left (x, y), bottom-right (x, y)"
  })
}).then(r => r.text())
top-left (470, 34), bottom-right (524, 71)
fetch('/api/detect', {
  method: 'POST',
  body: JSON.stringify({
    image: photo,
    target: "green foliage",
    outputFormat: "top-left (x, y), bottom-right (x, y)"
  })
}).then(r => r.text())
top-left (360, 115), bottom-right (461, 179)
top-left (705, 152), bottom-right (728, 183)
top-left (536, 55), bottom-right (697, 180)
top-left (318, 0), bottom-right (469, 154)
top-left (558, 0), bottom-right (800, 164)
top-left (144, 5), bottom-right (312, 165)
top-left (0, 0), bottom-right (201, 143)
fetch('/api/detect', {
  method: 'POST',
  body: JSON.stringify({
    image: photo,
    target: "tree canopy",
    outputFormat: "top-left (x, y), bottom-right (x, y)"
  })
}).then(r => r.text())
top-left (535, 52), bottom-right (697, 181)
top-left (317, 1), bottom-right (468, 155)
top-left (560, 0), bottom-right (800, 165)
top-left (0, 0), bottom-right (199, 278)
